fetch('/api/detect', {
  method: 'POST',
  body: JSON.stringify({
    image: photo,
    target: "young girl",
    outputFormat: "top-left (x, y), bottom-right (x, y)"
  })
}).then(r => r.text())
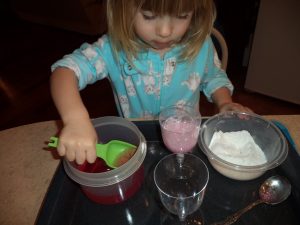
top-left (50, 0), bottom-right (251, 164)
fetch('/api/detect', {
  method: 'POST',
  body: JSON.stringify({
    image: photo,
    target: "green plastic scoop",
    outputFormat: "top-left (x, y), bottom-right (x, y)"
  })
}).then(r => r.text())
top-left (48, 137), bottom-right (137, 168)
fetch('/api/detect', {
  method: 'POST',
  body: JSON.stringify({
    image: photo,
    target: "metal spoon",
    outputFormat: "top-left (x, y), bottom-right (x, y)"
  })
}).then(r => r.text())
top-left (213, 175), bottom-right (291, 225)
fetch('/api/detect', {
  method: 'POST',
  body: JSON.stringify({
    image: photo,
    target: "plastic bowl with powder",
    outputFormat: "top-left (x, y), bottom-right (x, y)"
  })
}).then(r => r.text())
top-left (199, 111), bottom-right (288, 181)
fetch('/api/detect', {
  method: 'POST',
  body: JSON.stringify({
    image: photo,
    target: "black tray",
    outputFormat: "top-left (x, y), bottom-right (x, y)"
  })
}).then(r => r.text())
top-left (36, 120), bottom-right (300, 225)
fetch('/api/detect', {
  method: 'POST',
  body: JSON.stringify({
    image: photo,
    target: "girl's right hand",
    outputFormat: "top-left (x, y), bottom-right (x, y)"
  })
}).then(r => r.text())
top-left (57, 118), bottom-right (98, 165)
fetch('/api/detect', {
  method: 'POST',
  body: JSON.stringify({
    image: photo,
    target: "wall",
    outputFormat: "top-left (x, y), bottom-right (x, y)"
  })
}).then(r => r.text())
top-left (10, 0), bottom-right (107, 35)
top-left (245, 0), bottom-right (300, 104)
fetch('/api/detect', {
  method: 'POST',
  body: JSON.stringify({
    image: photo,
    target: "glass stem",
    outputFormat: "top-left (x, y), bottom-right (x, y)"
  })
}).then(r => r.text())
top-left (176, 153), bottom-right (185, 167)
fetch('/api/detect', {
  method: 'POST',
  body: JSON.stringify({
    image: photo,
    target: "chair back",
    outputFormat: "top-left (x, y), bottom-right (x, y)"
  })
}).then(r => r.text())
top-left (211, 28), bottom-right (228, 71)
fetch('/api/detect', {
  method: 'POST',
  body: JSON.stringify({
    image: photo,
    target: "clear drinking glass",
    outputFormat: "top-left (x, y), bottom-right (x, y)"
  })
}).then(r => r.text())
top-left (154, 153), bottom-right (209, 222)
top-left (159, 105), bottom-right (201, 153)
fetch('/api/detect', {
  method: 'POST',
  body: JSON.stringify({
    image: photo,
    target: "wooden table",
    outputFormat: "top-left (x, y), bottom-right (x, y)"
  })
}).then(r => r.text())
top-left (0, 115), bottom-right (299, 225)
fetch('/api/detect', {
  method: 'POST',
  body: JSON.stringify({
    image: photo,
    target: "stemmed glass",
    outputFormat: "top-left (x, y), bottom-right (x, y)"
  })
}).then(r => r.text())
top-left (156, 106), bottom-right (206, 223)
top-left (154, 153), bottom-right (209, 222)
top-left (159, 105), bottom-right (201, 154)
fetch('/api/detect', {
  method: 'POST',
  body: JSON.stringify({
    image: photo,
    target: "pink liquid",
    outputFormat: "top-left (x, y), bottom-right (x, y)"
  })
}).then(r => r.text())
top-left (161, 117), bottom-right (199, 153)
top-left (76, 158), bottom-right (144, 204)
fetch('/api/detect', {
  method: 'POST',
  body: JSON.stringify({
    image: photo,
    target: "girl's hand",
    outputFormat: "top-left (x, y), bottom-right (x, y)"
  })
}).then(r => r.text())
top-left (219, 102), bottom-right (253, 113)
top-left (212, 87), bottom-right (253, 113)
top-left (57, 118), bottom-right (98, 165)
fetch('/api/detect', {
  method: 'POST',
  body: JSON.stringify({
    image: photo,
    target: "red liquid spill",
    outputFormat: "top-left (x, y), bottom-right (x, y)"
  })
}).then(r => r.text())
top-left (75, 158), bottom-right (144, 204)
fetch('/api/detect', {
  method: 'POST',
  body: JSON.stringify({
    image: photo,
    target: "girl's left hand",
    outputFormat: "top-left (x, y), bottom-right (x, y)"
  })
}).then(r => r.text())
top-left (219, 102), bottom-right (253, 113)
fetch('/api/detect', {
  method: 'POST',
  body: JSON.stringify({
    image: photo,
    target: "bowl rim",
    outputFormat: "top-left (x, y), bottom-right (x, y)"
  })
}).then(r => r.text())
top-left (159, 105), bottom-right (202, 133)
top-left (199, 111), bottom-right (289, 172)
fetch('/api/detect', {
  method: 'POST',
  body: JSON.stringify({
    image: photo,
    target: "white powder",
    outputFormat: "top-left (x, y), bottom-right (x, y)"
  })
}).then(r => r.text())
top-left (209, 130), bottom-right (267, 166)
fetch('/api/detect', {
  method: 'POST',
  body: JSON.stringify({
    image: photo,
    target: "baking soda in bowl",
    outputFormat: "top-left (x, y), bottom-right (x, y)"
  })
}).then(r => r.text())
top-left (200, 111), bottom-right (288, 181)
top-left (209, 130), bottom-right (267, 166)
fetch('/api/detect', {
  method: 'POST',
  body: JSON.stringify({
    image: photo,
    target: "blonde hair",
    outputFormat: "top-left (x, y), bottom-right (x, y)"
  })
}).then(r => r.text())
top-left (107, 0), bottom-right (216, 62)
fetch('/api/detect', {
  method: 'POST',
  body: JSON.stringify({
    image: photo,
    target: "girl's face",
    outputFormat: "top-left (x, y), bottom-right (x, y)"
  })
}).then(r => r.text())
top-left (133, 10), bottom-right (193, 55)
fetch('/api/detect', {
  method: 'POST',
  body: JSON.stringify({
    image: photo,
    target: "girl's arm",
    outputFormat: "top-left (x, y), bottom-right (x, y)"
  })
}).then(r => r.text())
top-left (212, 87), bottom-right (252, 113)
top-left (50, 67), bottom-right (97, 164)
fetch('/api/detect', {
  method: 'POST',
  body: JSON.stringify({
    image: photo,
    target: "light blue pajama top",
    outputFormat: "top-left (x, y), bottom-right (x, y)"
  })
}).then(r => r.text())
top-left (51, 35), bottom-right (233, 119)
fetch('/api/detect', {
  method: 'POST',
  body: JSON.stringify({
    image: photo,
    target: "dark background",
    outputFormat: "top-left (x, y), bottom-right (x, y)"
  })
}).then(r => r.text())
top-left (1, 0), bottom-right (299, 130)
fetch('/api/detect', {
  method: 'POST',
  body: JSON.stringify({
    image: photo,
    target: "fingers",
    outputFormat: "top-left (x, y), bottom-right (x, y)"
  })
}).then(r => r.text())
top-left (86, 147), bottom-right (97, 164)
top-left (219, 102), bottom-right (253, 113)
top-left (75, 148), bottom-right (86, 165)
top-left (57, 143), bottom-right (66, 157)
top-left (65, 146), bottom-right (76, 162)
top-left (57, 140), bottom-right (97, 165)
top-left (77, 141), bottom-right (97, 164)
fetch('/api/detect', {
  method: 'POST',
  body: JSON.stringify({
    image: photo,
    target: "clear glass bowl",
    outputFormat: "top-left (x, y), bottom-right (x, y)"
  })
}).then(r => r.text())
top-left (199, 111), bottom-right (288, 180)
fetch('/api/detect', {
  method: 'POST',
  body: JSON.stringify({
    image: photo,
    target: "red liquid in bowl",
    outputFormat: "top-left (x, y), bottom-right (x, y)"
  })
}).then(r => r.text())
top-left (76, 158), bottom-right (112, 173)
top-left (76, 158), bottom-right (144, 204)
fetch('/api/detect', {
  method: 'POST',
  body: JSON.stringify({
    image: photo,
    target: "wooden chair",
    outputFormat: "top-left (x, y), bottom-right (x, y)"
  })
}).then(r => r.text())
top-left (211, 28), bottom-right (228, 71)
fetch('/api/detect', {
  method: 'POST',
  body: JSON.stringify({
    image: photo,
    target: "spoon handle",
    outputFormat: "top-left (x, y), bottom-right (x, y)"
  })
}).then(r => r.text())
top-left (213, 199), bottom-right (263, 225)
